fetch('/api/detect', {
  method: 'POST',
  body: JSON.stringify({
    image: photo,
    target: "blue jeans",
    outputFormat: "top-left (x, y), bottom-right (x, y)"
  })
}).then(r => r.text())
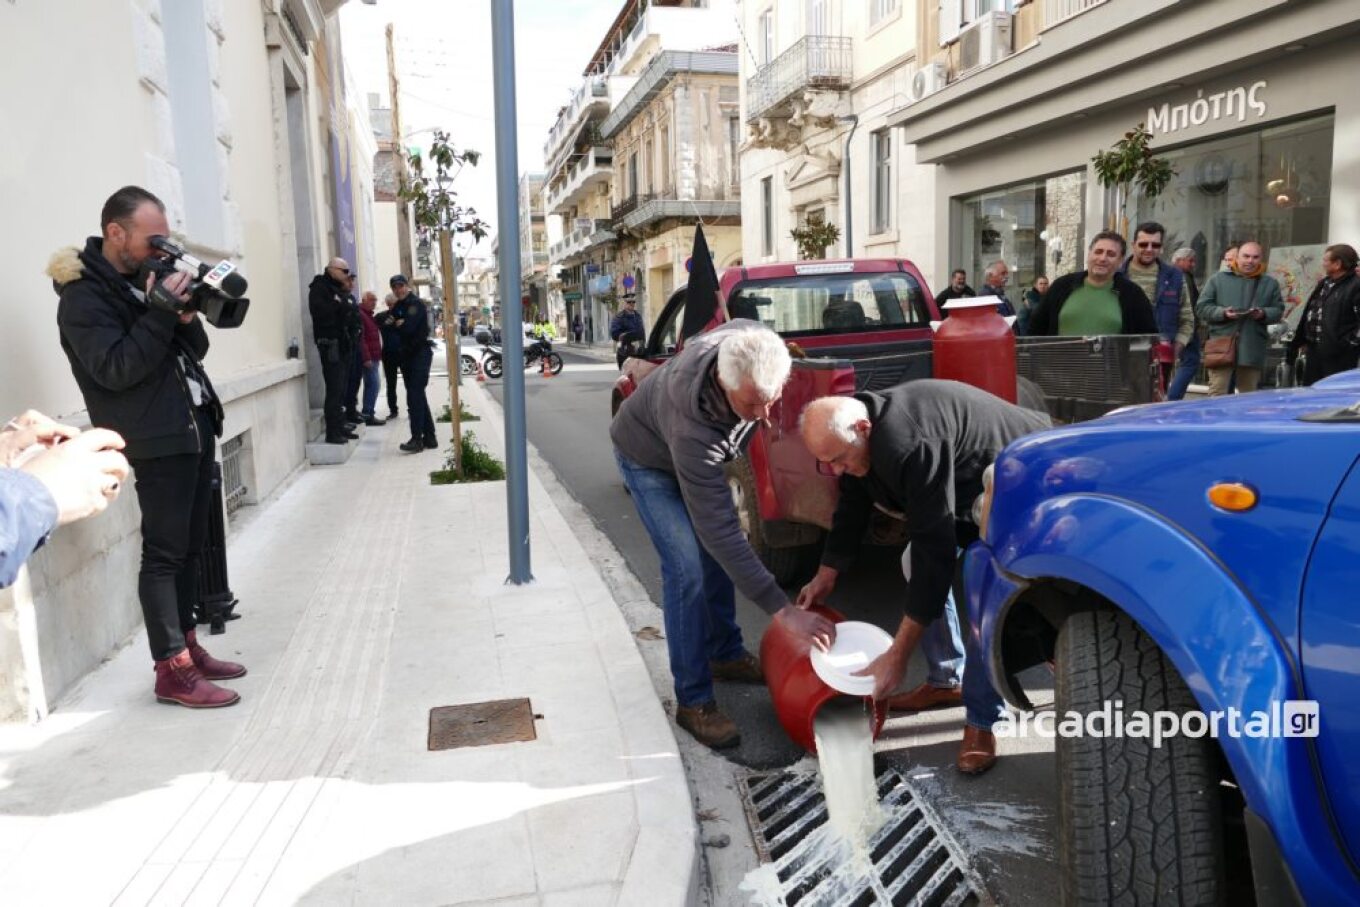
top-left (905, 544), bottom-right (965, 688)
top-left (903, 545), bottom-right (1005, 730)
top-left (614, 450), bottom-right (747, 708)
top-left (1167, 333), bottom-right (1200, 401)
top-left (360, 360), bottom-right (381, 417)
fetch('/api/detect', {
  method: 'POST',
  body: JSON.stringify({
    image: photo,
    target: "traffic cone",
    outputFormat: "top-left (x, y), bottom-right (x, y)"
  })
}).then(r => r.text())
top-left (540, 353), bottom-right (553, 379)
top-left (475, 358), bottom-right (487, 383)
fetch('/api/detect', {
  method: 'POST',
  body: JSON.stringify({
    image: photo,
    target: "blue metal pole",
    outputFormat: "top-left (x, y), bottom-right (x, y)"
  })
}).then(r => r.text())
top-left (491, 0), bottom-right (532, 583)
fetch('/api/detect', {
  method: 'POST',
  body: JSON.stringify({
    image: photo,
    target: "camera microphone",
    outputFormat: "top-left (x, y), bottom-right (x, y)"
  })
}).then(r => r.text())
top-left (149, 236), bottom-right (248, 298)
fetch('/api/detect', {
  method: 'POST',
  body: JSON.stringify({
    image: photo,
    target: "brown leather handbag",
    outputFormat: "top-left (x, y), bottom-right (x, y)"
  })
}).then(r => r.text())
top-left (1203, 280), bottom-right (1257, 369)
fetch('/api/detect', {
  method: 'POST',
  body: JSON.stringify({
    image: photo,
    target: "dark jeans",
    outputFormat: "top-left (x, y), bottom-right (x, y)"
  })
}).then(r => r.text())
top-left (402, 345), bottom-right (435, 442)
top-left (383, 354), bottom-right (402, 415)
top-left (1167, 333), bottom-right (1201, 401)
top-left (614, 450), bottom-right (746, 708)
top-left (129, 408), bottom-right (216, 662)
top-left (318, 342), bottom-right (347, 439)
top-left (344, 344), bottom-right (362, 418)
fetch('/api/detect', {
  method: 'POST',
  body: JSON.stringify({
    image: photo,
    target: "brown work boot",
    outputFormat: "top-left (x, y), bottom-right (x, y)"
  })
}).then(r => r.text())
top-left (675, 701), bottom-right (741, 749)
top-left (154, 649), bottom-right (241, 708)
top-left (185, 629), bottom-right (247, 680)
top-left (709, 651), bottom-right (764, 684)
top-left (956, 726), bottom-right (997, 775)
top-left (885, 682), bottom-right (963, 713)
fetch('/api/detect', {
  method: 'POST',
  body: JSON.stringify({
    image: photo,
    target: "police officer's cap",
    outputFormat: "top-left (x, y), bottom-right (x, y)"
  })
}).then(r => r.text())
top-left (390, 274), bottom-right (409, 288)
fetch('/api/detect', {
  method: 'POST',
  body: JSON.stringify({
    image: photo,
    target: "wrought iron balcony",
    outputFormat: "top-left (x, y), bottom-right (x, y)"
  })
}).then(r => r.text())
top-left (745, 36), bottom-right (852, 123)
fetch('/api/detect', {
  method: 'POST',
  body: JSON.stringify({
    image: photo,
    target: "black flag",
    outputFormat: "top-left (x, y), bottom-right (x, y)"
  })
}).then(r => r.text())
top-left (680, 223), bottom-right (722, 343)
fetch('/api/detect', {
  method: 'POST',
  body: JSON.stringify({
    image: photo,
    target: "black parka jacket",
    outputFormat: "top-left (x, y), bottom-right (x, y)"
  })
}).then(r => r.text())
top-left (52, 238), bottom-right (221, 460)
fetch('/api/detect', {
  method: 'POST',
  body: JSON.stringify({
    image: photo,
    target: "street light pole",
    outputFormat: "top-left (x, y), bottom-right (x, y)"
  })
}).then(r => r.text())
top-left (439, 229), bottom-right (463, 474)
top-left (491, 0), bottom-right (532, 583)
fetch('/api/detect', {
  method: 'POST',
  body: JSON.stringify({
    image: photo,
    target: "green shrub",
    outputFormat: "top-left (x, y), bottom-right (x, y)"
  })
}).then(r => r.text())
top-left (437, 403), bottom-right (480, 423)
top-left (429, 431), bottom-right (504, 484)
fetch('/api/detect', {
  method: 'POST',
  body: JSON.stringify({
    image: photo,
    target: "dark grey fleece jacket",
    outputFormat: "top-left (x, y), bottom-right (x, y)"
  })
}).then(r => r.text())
top-left (610, 321), bottom-right (787, 615)
top-left (821, 379), bottom-right (1051, 624)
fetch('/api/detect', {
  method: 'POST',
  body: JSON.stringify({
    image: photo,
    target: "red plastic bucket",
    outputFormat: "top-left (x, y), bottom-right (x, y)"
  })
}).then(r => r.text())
top-left (761, 604), bottom-right (887, 753)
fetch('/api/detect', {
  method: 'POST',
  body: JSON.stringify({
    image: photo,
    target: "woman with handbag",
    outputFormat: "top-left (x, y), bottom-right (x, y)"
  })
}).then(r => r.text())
top-left (1195, 242), bottom-right (1284, 396)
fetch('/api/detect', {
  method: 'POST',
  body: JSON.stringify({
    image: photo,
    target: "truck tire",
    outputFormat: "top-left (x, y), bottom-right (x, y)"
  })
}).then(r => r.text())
top-left (725, 458), bottom-right (818, 587)
top-left (1055, 609), bottom-right (1225, 906)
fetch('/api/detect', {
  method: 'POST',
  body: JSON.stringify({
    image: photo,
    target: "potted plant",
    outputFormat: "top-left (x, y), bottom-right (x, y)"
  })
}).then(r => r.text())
top-left (789, 221), bottom-right (842, 261)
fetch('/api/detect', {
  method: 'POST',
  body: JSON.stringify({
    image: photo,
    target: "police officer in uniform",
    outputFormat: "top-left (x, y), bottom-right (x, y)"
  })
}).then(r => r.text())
top-left (390, 275), bottom-right (437, 452)
top-left (310, 258), bottom-right (359, 444)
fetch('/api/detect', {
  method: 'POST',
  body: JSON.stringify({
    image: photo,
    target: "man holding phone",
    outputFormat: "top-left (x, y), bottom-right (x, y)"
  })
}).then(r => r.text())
top-left (1196, 241), bottom-right (1284, 396)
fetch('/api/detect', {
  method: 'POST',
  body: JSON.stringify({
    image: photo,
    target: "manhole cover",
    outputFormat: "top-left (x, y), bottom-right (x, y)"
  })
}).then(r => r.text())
top-left (738, 768), bottom-right (993, 906)
top-left (428, 698), bottom-right (538, 750)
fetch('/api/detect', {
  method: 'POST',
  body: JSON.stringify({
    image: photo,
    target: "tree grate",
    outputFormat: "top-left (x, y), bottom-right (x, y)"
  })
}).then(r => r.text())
top-left (737, 768), bottom-right (994, 907)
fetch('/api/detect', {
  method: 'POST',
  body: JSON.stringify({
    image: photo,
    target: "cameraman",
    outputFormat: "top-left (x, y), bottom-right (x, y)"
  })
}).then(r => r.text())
top-left (309, 258), bottom-right (359, 445)
top-left (52, 185), bottom-right (245, 709)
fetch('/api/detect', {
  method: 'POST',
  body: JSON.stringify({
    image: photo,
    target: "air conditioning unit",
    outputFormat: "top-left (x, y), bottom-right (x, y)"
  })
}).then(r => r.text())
top-left (911, 62), bottom-right (948, 102)
top-left (959, 11), bottom-right (1012, 73)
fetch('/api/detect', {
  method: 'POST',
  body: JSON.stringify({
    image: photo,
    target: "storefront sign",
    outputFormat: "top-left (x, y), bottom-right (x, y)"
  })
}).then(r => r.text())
top-left (1148, 81), bottom-right (1267, 137)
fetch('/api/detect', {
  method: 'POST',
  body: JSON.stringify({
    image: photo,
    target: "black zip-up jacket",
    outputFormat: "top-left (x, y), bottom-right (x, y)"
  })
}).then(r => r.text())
top-left (1027, 270), bottom-right (1158, 336)
top-left (1288, 271), bottom-right (1360, 377)
top-left (309, 273), bottom-right (352, 349)
top-left (53, 237), bottom-right (221, 460)
top-left (820, 380), bottom-right (1051, 625)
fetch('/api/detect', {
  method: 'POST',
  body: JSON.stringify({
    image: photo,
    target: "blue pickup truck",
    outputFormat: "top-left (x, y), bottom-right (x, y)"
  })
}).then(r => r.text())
top-left (965, 372), bottom-right (1360, 905)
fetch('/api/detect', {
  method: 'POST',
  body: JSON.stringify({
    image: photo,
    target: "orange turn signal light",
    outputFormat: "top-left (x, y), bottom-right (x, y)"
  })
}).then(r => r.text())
top-left (1208, 482), bottom-right (1258, 512)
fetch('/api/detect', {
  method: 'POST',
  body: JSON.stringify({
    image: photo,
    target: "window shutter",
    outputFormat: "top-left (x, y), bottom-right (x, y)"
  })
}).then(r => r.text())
top-left (938, 0), bottom-right (963, 45)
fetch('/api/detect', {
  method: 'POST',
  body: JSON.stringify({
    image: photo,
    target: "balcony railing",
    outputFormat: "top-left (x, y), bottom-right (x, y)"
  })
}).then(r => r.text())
top-left (543, 77), bottom-right (610, 166)
top-left (611, 189), bottom-right (740, 232)
top-left (1042, 0), bottom-right (1107, 29)
top-left (546, 146), bottom-right (613, 214)
top-left (746, 36), bottom-right (852, 122)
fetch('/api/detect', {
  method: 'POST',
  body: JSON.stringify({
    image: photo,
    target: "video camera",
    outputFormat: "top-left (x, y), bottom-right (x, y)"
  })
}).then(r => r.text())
top-left (141, 235), bottom-right (251, 329)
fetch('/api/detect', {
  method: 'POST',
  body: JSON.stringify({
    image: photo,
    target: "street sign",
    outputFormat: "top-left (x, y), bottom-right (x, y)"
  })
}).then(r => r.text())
top-left (585, 263), bottom-right (600, 274)
top-left (622, 274), bottom-right (635, 290)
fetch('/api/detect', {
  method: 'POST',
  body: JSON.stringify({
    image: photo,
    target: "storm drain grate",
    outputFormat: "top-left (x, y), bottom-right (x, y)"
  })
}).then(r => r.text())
top-left (428, 698), bottom-right (539, 750)
top-left (738, 768), bottom-right (993, 907)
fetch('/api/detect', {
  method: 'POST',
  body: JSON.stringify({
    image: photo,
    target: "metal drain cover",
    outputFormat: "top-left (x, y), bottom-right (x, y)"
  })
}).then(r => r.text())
top-left (738, 768), bottom-right (993, 906)
top-left (428, 698), bottom-right (538, 750)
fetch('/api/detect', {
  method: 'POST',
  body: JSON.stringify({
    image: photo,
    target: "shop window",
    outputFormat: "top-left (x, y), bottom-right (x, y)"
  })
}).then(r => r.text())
top-left (956, 170), bottom-right (1087, 295)
top-left (1133, 113), bottom-right (1333, 291)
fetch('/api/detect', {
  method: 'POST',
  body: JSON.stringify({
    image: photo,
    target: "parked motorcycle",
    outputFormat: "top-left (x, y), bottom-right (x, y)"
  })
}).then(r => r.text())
top-left (482, 338), bottom-right (563, 379)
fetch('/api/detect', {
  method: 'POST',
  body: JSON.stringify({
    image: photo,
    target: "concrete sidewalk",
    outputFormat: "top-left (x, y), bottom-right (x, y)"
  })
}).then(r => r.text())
top-left (0, 383), bottom-right (697, 905)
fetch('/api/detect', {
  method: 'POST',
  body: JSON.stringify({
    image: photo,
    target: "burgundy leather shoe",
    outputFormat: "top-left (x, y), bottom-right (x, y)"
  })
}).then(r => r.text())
top-left (956, 726), bottom-right (997, 775)
top-left (154, 649), bottom-right (240, 708)
top-left (885, 682), bottom-right (963, 713)
top-left (186, 629), bottom-right (247, 680)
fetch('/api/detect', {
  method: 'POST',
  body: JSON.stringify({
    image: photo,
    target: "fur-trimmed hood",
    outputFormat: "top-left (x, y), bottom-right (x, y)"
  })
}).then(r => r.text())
top-left (46, 244), bottom-right (85, 289)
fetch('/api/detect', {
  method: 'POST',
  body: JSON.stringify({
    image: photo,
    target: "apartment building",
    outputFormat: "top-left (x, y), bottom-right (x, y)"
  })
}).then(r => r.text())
top-left (541, 0), bottom-right (741, 337)
top-left (517, 173), bottom-right (552, 323)
top-left (887, 0), bottom-right (1360, 305)
top-left (739, 0), bottom-right (937, 282)
top-left (0, 0), bottom-right (386, 719)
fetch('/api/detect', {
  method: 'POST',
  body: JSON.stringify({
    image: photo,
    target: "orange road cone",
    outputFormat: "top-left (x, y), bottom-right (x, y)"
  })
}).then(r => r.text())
top-left (540, 353), bottom-right (553, 379)
top-left (475, 358), bottom-right (487, 383)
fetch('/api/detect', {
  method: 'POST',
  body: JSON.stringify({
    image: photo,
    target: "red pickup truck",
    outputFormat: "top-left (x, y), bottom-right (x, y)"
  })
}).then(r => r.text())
top-left (611, 258), bottom-right (1161, 583)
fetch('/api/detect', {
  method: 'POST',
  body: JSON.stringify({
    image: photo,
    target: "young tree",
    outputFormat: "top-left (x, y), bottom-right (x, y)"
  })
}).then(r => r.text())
top-left (398, 130), bottom-right (489, 476)
top-left (1092, 123), bottom-right (1176, 236)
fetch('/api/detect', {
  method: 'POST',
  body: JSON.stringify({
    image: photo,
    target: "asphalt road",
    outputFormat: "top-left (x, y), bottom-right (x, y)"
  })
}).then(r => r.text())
top-left (487, 347), bottom-right (1062, 903)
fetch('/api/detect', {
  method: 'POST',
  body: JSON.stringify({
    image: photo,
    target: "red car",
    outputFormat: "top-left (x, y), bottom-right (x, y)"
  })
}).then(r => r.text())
top-left (612, 258), bottom-right (941, 582)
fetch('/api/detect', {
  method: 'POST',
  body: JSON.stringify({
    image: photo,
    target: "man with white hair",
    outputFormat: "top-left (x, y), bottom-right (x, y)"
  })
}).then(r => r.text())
top-left (976, 260), bottom-right (1016, 318)
top-left (612, 321), bottom-right (835, 749)
top-left (796, 380), bottom-right (1050, 774)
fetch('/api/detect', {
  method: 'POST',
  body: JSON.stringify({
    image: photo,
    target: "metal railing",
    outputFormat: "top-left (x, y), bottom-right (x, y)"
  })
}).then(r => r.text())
top-left (746, 36), bottom-right (852, 122)
top-left (544, 77), bottom-right (609, 163)
top-left (1041, 0), bottom-right (1106, 29)
top-left (220, 434), bottom-right (248, 515)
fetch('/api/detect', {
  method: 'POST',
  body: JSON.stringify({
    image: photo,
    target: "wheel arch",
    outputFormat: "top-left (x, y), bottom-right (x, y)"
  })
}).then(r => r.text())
top-left (972, 493), bottom-right (1351, 899)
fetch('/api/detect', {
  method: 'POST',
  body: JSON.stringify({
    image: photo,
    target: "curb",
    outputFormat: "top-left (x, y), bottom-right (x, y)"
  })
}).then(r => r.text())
top-left (458, 381), bottom-right (701, 906)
